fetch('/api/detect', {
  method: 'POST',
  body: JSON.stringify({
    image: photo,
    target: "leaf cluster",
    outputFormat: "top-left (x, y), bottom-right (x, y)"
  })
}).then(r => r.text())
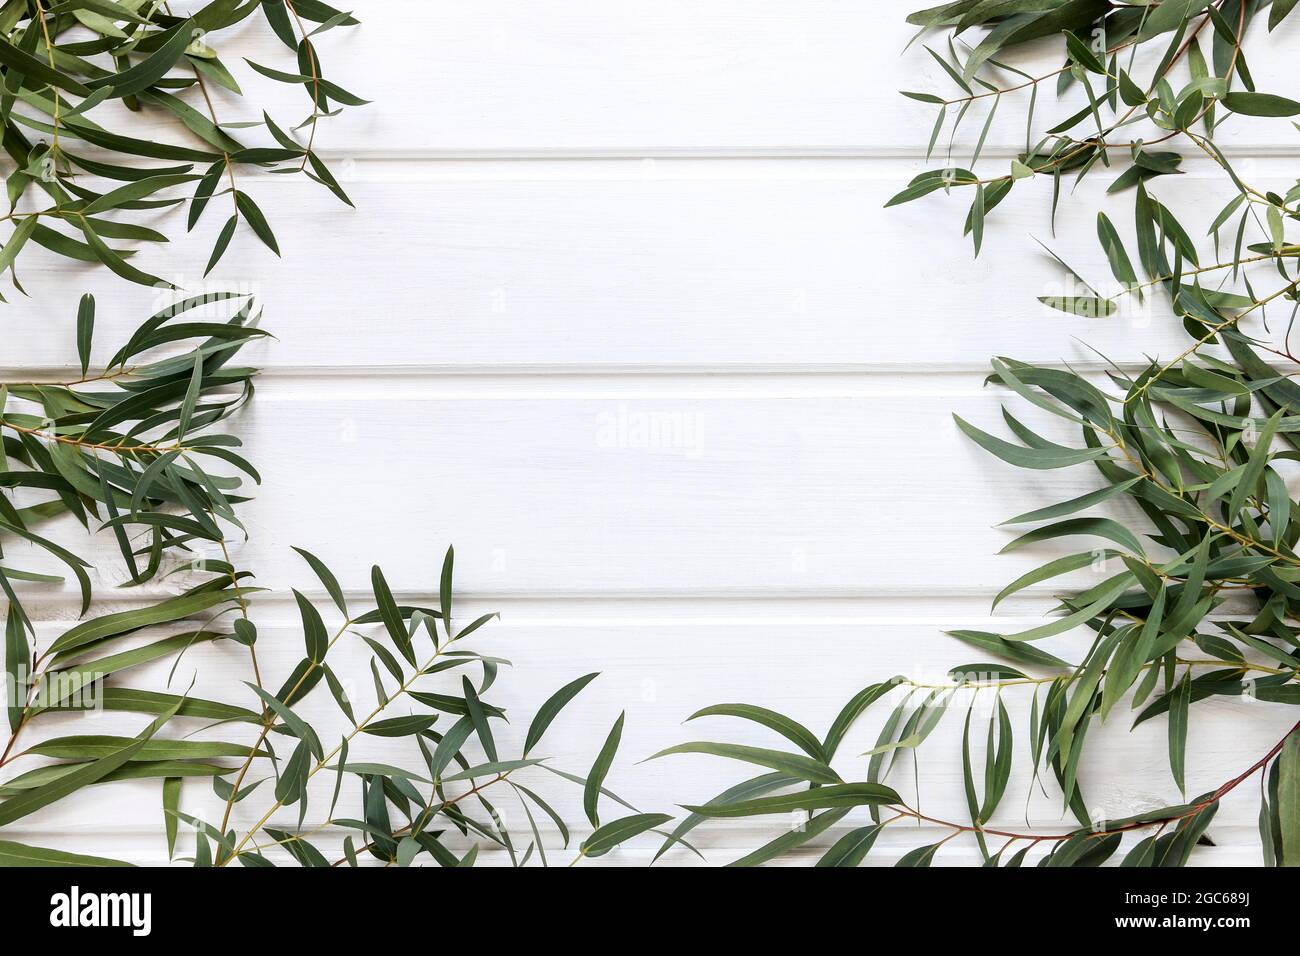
top-left (892, 0), bottom-right (1298, 255)
top-left (0, 306), bottom-right (674, 865)
top-left (0, 0), bottom-right (365, 294)
top-left (173, 548), bottom-right (680, 868)
top-left (672, 0), bottom-right (1300, 866)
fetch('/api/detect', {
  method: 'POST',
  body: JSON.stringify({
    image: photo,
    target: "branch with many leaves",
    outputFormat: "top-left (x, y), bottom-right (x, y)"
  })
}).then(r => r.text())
top-left (0, 307), bottom-right (676, 867)
top-left (669, 0), bottom-right (1300, 866)
top-left (0, 0), bottom-right (365, 296)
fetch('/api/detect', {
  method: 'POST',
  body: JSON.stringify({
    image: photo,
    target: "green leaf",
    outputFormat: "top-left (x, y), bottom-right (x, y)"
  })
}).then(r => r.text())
top-left (439, 758), bottom-right (546, 783)
top-left (163, 776), bottom-right (180, 858)
top-left (1137, 0), bottom-right (1210, 41)
top-left (294, 588), bottom-right (328, 663)
top-left (727, 808), bottom-right (850, 867)
top-left (0, 703), bottom-right (179, 827)
top-left (4, 605), bottom-right (28, 732)
top-left (0, 840), bottom-right (132, 867)
top-left (440, 544), bottom-right (454, 639)
top-left (1000, 517), bottom-right (1146, 557)
top-left (816, 825), bottom-right (882, 867)
top-left (970, 183), bottom-right (986, 256)
top-left (461, 674), bottom-right (497, 763)
top-left (293, 546), bottom-right (348, 616)
top-left (0, 759), bottom-right (233, 796)
top-left (955, 414), bottom-right (1108, 469)
top-left (244, 683), bottom-right (322, 759)
top-left (329, 762), bottom-right (430, 783)
top-left (370, 565), bottom-right (415, 667)
top-left (584, 711), bottom-right (625, 827)
top-left (997, 574), bottom-right (1132, 642)
top-left (175, 352), bottom-right (203, 441)
top-left (1097, 213), bottom-right (1139, 291)
top-left (80, 173), bottom-right (199, 216)
top-left (895, 842), bottom-right (942, 867)
top-left (0, 217), bottom-right (38, 276)
top-left (946, 630), bottom-right (1071, 668)
top-left (1222, 92), bottom-right (1300, 117)
top-left (36, 640), bottom-right (231, 715)
top-left (233, 619), bottom-right (258, 647)
top-left (1168, 670), bottom-right (1191, 795)
top-left (1118, 70), bottom-right (1147, 107)
top-left (49, 588), bottom-right (242, 656)
top-left (581, 813), bottom-right (673, 858)
top-left (823, 679), bottom-right (901, 759)
top-left (274, 739), bottom-right (310, 806)
top-left (0, 35), bottom-right (92, 95)
top-left (76, 294), bottom-right (95, 376)
top-left (683, 782), bottom-right (901, 817)
top-left (949, 663), bottom-right (1026, 681)
top-left (648, 741), bottom-right (840, 784)
top-left (992, 551), bottom-right (1112, 610)
top-left (234, 190), bottom-right (280, 255)
top-left (0, 521), bottom-right (93, 616)
top-left (395, 836), bottom-right (421, 867)
top-left (651, 772), bottom-right (793, 863)
top-left (26, 735), bottom-right (267, 761)
top-left (999, 478), bottom-right (1142, 525)
top-left (1228, 409), bottom-right (1282, 520)
top-left (1278, 729), bottom-right (1300, 866)
top-left (88, 19), bottom-right (196, 98)
top-left (361, 714), bottom-right (439, 737)
top-left (1270, 0), bottom-right (1299, 30)
top-left (204, 215), bottom-right (238, 276)
top-left (687, 703), bottom-right (826, 760)
top-left (1064, 31), bottom-right (1105, 74)
top-left (1038, 295), bottom-right (1117, 317)
top-left (523, 672), bottom-right (598, 756)
top-left (80, 219), bottom-right (173, 289)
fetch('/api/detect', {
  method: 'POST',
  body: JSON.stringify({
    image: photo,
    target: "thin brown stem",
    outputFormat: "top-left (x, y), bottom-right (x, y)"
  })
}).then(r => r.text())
top-left (283, 0), bottom-right (322, 168)
top-left (213, 613), bottom-right (355, 864)
top-left (894, 718), bottom-right (1296, 846)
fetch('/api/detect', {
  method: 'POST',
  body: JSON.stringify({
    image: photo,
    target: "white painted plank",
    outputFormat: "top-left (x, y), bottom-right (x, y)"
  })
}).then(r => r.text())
top-left (3, 164), bottom-right (1294, 370)
top-left (5, 0), bottom-right (1296, 867)
top-left (1, 828), bottom-right (1270, 866)
top-left (130, 1), bottom-right (1299, 157)
top-left (4, 384), bottom-right (1156, 600)
top-left (4, 613), bottom-right (1286, 864)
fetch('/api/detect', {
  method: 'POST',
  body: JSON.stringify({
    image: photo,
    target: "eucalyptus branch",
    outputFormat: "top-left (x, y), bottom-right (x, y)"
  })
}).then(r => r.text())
top-left (207, 554), bottom-right (673, 868)
top-left (6, 557), bottom-right (656, 860)
top-left (0, 0), bottom-right (366, 296)
top-left (671, 0), bottom-right (1300, 868)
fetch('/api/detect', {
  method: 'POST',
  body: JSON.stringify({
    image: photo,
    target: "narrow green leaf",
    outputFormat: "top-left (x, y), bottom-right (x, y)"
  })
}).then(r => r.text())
top-left (0, 840), bottom-right (131, 867)
top-left (584, 711), bottom-right (625, 827)
top-left (816, 825), bottom-right (882, 867)
top-left (955, 415), bottom-right (1107, 469)
top-left (163, 776), bottom-right (180, 858)
top-left (647, 741), bottom-right (840, 784)
top-left (0, 704), bottom-right (179, 827)
top-left (687, 703), bottom-right (825, 761)
top-left (524, 672), bottom-right (598, 757)
top-left (233, 190), bottom-right (280, 255)
top-left (76, 294), bottom-right (95, 376)
top-left (293, 547), bottom-right (348, 616)
top-left (1278, 729), bottom-right (1300, 866)
top-left (581, 813), bottom-right (673, 858)
top-left (683, 782), bottom-right (901, 817)
top-left (1223, 92), bottom-right (1300, 117)
top-left (461, 674), bottom-right (497, 763)
top-left (1169, 671), bottom-right (1192, 795)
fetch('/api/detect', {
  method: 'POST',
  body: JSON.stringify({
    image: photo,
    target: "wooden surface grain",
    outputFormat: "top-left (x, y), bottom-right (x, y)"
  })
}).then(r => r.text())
top-left (3, 1), bottom-right (1295, 865)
